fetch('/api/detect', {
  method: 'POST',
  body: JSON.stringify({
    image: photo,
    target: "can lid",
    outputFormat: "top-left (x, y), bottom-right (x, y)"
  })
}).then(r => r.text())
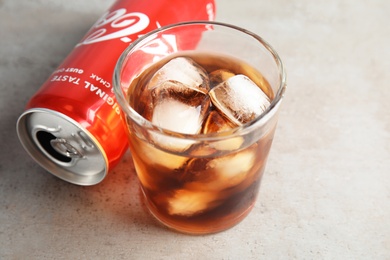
top-left (16, 108), bottom-right (108, 185)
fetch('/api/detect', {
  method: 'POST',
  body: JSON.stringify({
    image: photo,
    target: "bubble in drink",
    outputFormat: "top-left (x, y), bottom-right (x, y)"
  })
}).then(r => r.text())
top-left (209, 74), bottom-right (271, 125)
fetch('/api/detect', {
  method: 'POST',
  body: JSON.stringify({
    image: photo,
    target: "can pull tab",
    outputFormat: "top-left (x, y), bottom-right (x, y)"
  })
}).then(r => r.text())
top-left (50, 138), bottom-right (83, 159)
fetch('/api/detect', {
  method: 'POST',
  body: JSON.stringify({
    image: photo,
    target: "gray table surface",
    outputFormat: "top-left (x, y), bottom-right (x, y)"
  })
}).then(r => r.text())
top-left (1, 0), bottom-right (389, 259)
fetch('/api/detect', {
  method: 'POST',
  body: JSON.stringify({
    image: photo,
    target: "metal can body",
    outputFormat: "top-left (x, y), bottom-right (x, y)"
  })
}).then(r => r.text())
top-left (16, 0), bottom-right (216, 185)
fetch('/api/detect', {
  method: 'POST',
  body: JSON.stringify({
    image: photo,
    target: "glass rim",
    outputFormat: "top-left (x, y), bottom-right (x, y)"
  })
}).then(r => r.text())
top-left (113, 20), bottom-right (287, 141)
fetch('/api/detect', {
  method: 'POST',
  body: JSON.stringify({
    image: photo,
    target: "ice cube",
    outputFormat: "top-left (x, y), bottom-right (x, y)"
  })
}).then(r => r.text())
top-left (149, 80), bottom-right (210, 135)
top-left (200, 110), bottom-right (244, 151)
top-left (147, 57), bottom-right (210, 93)
top-left (144, 80), bottom-right (210, 151)
top-left (209, 69), bottom-right (235, 88)
top-left (208, 149), bottom-right (255, 184)
top-left (202, 110), bottom-right (236, 134)
top-left (185, 149), bottom-right (257, 191)
top-left (137, 141), bottom-right (188, 170)
top-left (209, 74), bottom-right (271, 125)
top-left (167, 189), bottom-right (221, 216)
top-left (208, 136), bottom-right (245, 152)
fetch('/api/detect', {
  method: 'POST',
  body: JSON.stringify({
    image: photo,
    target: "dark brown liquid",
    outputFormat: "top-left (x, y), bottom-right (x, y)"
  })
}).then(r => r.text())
top-left (126, 52), bottom-right (276, 234)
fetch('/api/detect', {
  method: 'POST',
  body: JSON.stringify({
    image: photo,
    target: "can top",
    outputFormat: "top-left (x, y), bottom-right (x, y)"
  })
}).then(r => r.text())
top-left (16, 108), bottom-right (108, 185)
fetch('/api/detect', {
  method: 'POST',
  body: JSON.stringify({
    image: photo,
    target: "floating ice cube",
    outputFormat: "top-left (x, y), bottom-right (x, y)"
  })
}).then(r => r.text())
top-left (137, 141), bottom-right (187, 170)
top-left (201, 110), bottom-right (244, 151)
top-left (185, 149), bottom-right (256, 191)
top-left (144, 80), bottom-right (210, 151)
top-left (167, 189), bottom-right (221, 216)
top-left (208, 136), bottom-right (245, 152)
top-left (208, 149), bottom-right (255, 185)
top-left (147, 57), bottom-right (210, 93)
top-left (209, 69), bottom-right (235, 88)
top-left (202, 110), bottom-right (236, 134)
top-left (209, 74), bottom-right (271, 125)
top-left (150, 80), bottom-right (210, 135)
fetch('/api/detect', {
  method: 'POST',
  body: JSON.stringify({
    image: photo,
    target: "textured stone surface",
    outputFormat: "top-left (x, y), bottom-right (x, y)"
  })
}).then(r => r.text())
top-left (1, 0), bottom-right (389, 259)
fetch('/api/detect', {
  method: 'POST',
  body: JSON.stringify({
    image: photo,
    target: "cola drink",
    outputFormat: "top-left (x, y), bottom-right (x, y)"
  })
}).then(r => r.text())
top-left (114, 21), bottom-right (286, 234)
top-left (125, 53), bottom-right (276, 233)
top-left (16, 0), bottom-right (216, 185)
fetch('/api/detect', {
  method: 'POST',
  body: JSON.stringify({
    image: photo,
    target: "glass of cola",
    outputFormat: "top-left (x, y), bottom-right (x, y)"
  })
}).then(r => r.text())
top-left (114, 21), bottom-right (286, 234)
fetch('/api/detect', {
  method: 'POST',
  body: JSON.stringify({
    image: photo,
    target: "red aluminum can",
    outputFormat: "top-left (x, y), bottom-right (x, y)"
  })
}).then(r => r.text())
top-left (16, 0), bottom-right (216, 185)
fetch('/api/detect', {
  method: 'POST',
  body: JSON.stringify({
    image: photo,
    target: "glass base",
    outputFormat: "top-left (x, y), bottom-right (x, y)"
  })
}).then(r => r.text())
top-left (141, 188), bottom-right (256, 235)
